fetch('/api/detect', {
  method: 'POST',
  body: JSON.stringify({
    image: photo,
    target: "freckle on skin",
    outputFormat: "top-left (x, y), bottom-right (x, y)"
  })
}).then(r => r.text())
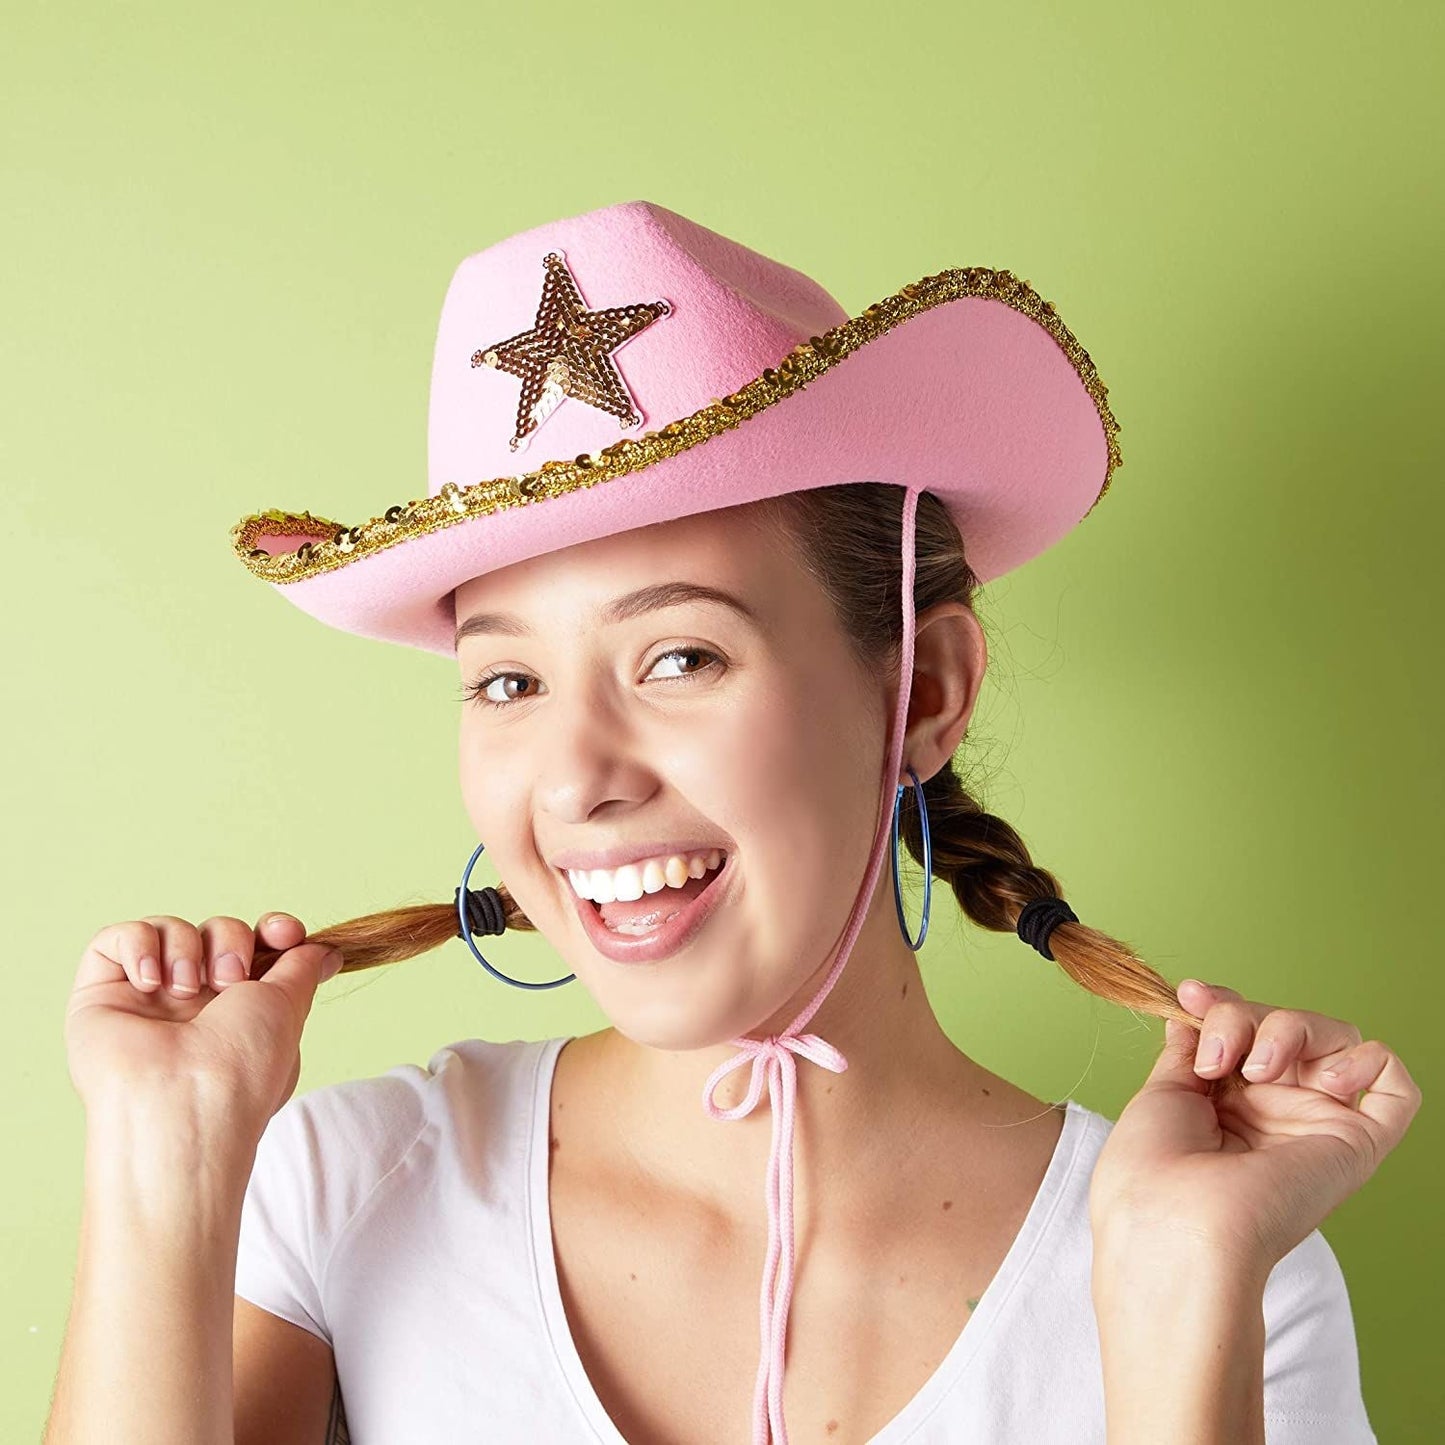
top-left (629, 1272), bottom-right (637, 1281)
top-left (942, 1199), bottom-right (952, 1211)
top-left (550, 1135), bottom-right (560, 1152)
top-left (981, 1086), bottom-right (990, 1096)
top-left (826, 1422), bottom-right (839, 1435)
top-left (901, 981), bottom-right (907, 999)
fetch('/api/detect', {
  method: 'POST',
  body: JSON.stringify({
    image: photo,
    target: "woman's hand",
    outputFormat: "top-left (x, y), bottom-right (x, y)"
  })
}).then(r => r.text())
top-left (63, 911), bottom-right (345, 1142)
top-left (1088, 979), bottom-right (1422, 1276)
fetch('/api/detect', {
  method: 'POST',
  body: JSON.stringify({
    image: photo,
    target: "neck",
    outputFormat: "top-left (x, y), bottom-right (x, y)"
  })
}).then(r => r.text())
top-left (558, 895), bottom-right (987, 1225)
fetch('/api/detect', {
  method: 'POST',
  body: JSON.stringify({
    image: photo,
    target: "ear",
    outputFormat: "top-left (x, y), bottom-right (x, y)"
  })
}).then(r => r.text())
top-left (902, 602), bottom-right (987, 778)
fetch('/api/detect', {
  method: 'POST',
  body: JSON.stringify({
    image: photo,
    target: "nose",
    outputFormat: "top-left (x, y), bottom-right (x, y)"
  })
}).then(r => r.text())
top-left (530, 680), bottom-right (658, 825)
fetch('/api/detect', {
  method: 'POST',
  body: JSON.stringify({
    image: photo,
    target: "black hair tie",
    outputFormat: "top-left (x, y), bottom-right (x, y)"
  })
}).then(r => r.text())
top-left (1015, 895), bottom-right (1078, 961)
top-left (456, 885), bottom-right (508, 939)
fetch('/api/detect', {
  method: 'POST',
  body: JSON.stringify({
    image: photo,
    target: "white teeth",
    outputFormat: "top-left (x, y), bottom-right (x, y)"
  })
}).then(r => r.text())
top-left (610, 865), bottom-right (645, 902)
top-left (566, 849), bottom-right (726, 902)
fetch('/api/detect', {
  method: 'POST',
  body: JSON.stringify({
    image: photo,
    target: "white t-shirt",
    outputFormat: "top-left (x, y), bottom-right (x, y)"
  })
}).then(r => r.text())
top-left (235, 1034), bottom-right (1378, 1442)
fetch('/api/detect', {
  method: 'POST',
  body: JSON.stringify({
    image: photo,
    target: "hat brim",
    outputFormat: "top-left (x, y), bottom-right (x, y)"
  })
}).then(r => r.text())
top-left (230, 266), bottom-right (1121, 658)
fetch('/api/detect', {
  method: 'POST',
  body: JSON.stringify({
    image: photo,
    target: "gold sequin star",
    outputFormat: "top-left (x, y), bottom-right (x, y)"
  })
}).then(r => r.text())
top-left (471, 250), bottom-right (671, 452)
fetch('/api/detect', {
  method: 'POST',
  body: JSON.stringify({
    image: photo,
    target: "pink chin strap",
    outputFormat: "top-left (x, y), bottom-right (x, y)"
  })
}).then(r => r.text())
top-left (702, 484), bottom-right (923, 1445)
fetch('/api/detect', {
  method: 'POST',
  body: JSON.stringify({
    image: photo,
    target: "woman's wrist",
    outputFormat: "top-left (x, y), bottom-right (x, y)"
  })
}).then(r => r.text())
top-left (83, 1087), bottom-right (261, 1226)
top-left (1091, 1221), bottom-right (1269, 1444)
top-left (47, 1095), bottom-right (259, 1444)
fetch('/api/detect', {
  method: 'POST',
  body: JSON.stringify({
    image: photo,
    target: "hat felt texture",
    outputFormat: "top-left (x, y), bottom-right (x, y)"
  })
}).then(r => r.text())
top-left (231, 199), bottom-right (1122, 656)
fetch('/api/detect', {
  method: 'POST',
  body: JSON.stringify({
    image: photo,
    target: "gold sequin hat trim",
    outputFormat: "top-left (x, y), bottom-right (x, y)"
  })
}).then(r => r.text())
top-left (229, 201), bottom-right (1122, 655)
top-left (232, 266), bottom-right (1120, 577)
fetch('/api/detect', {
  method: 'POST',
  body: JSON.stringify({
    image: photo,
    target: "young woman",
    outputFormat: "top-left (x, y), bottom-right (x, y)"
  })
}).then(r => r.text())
top-left (47, 201), bottom-right (1417, 1444)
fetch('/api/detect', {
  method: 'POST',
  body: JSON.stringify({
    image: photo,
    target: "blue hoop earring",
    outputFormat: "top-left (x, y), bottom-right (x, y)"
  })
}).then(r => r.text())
top-left (891, 764), bottom-right (932, 950)
top-left (456, 839), bottom-right (576, 990)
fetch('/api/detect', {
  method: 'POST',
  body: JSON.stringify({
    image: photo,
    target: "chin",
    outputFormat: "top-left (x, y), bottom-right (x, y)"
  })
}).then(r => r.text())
top-left (587, 980), bottom-right (785, 1056)
top-left (612, 1017), bottom-right (739, 1055)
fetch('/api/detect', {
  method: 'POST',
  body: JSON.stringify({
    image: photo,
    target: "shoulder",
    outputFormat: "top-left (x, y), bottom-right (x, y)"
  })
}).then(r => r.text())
top-left (1053, 1096), bottom-right (1116, 1180)
top-left (236, 1035), bottom-right (563, 1345)
top-left (246, 1035), bottom-right (557, 1232)
top-left (1259, 1228), bottom-right (1375, 1438)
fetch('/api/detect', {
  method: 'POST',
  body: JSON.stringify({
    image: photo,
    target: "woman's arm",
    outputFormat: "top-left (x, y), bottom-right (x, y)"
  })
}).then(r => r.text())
top-left (1086, 983), bottom-right (1418, 1441)
top-left (1092, 1223), bottom-right (1269, 1444)
top-left (44, 1087), bottom-right (260, 1445)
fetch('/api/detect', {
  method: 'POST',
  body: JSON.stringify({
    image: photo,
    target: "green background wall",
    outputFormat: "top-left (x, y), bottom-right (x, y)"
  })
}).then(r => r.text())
top-left (6, 2), bottom-right (1439, 1438)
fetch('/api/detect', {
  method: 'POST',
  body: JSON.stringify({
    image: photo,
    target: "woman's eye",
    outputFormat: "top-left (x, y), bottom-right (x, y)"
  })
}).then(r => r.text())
top-left (648, 647), bottom-right (719, 682)
top-left (464, 672), bottom-right (539, 708)
top-left (459, 647), bottom-right (722, 710)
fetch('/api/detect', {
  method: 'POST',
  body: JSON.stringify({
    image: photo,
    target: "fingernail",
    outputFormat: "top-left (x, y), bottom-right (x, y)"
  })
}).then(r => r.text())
top-left (1243, 1042), bottom-right (1274, 1074)
top-left (139, 955), bottom-right (160, 986)
top-left (1195, 1035), bottom-right (1224, 1072)
top-left (1322, 1057), bottom-right (1348, 1078)
top-left (214, 952), bottom-right (246, 985)
top-left (320, 948), bottom-right (345, 982)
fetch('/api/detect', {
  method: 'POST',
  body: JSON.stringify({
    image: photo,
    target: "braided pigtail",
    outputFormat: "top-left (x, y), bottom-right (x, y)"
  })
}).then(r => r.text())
top-left (900, 764), bottom-right (1198, 1020)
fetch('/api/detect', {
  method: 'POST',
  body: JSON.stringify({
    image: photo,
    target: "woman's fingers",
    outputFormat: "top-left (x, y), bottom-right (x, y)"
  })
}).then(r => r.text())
top-left (138, 916), bottom-right (207, 997)
top-left (1344, 1042), bottom-right (1422, 1159)
top-left (204, 912), bottom-right (307, 989)
top-left (76, 912), bottom-right (307, 997)
top-left (1226, 1003), bottom-right (1361, 1076)
top-left (1178, 978), bottom-right (1423, 1158)
top-left (257, 912), bottom-right (305, 950)
top-left (76, 919), bottom-right (161, 993)
top-left (199, 914), bottom-right (266, 990)
top-left (1176, 978), bottom-right (1367, 1090)
top-left (79, 915), bottom-right (203, 996)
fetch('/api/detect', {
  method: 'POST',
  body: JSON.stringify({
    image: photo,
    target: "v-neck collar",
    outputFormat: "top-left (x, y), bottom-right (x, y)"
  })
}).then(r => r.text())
top-left (526, 1034), bottom-right (1089, 1443)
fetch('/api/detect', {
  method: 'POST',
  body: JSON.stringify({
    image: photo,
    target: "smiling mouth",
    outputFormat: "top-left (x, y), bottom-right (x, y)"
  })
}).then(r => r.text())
top-left (582, 862), bottom-right (724, 935)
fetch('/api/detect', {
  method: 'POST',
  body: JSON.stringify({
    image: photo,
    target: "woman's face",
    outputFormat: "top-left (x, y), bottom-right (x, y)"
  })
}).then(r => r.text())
top-left (452, 503), bottom-right (896, 1052)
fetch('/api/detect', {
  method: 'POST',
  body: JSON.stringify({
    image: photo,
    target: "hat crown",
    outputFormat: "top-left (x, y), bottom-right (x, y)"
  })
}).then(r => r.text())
top-left (428, 200), bottom-right (848, 492)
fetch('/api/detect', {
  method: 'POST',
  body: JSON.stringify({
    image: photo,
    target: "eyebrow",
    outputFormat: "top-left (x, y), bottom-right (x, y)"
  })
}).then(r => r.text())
top-left (452, 580), bottom-right (762, 652)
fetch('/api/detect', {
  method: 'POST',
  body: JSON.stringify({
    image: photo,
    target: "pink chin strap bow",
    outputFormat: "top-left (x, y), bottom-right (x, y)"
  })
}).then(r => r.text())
top-left (702, 484), bottom-right (923, 1445)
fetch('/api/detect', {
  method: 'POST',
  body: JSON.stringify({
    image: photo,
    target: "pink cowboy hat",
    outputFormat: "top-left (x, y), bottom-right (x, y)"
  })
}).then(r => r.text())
top-left (229, 198), bottom-right (1122, 653)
